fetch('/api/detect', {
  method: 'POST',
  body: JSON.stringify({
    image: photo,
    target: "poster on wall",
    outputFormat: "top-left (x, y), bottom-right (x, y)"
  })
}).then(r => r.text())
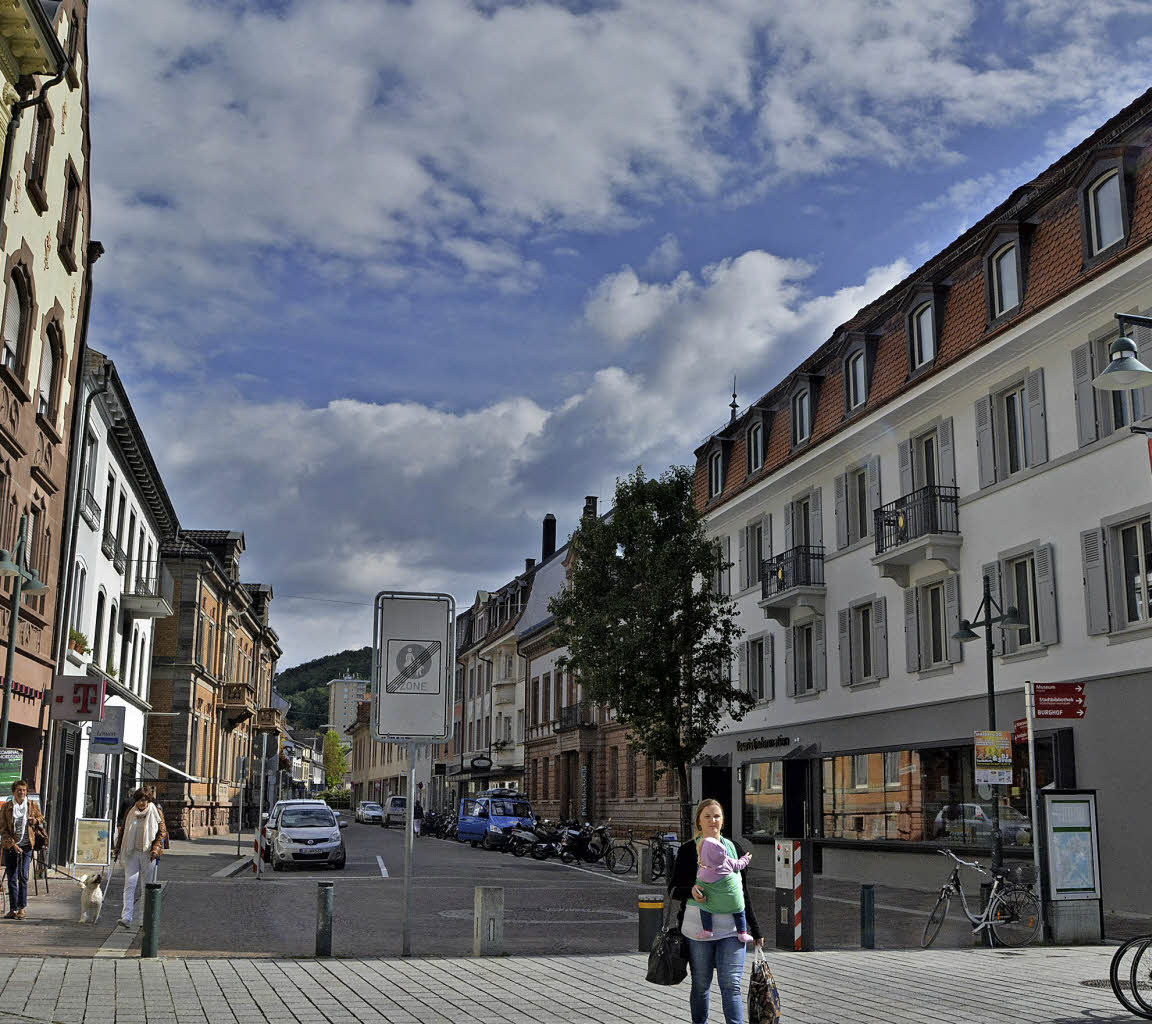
top-left (0, 748), bottom-right (21, 794)
top-left (74, 818), bottom-right (112, 866)
top-left (974, 731), bottom-right (1013, 785)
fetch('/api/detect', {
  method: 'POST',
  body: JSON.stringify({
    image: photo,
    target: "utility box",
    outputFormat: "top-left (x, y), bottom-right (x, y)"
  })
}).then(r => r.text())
top-left (1040, 790), bottom-right (1103, 944)
top-left (774, 838), bottom-right (814, 951)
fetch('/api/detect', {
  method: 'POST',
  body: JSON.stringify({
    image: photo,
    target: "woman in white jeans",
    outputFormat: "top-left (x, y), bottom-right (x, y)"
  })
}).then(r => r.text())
top-left (111, 789), bottom-right (168, 928)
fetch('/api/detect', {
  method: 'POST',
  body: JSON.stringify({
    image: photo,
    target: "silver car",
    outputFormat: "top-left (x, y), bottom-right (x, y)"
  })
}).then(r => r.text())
top-left (356, 801), bottom-right (383, 824)
top-left (270, 804), bottom-right (348, 871)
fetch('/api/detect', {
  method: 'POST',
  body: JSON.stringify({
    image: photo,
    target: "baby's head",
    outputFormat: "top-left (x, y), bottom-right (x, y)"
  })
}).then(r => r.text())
top-left (699, 836), bottom-right (728, 869)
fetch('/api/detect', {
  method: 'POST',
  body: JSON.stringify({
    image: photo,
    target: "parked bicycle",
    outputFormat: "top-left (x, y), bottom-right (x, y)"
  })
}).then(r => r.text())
top-left (603, 827), bottom-right (637, 875)
top-left (1110, 933), bottom-right (1152, 1019)
top-left (921, 848), bottom-right (1041, 948)
top-left (647, 831), bottom-right (678, 880)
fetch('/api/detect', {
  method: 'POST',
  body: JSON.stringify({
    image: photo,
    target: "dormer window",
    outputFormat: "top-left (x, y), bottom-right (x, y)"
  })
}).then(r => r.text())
top-left (991, 244), bottom-right (1020, 316)
top-left (708, 450), bottom-right (723, 498)
top-left (911, 303), bottom-right (935, 368)
top-left (792, 390), bottom-right (811, 445)
top-left (846, 351), bottom-right (866, 409)
top-left (1088, 171), bottom-right (1123, 254)
top-left (747, 422), bottom-right (764, 472)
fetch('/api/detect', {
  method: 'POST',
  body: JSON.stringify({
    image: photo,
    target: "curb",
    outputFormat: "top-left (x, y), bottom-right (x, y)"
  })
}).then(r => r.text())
top-left (212, 857), bottom-right (254, 879)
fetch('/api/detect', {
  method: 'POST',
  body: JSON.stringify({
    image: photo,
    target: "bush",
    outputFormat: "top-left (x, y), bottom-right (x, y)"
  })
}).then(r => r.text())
top-left (315, 789), bottom-right (352, 808)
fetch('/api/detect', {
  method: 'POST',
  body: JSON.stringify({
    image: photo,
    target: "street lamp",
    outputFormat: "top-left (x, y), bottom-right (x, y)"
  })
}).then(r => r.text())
top-left (1092, 313), bottom-right (1152, 391)
top-left (952, 574), bottom-right (1026, 869)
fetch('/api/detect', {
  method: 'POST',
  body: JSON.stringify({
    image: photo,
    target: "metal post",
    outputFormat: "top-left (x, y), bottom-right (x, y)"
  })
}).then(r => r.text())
top-left (982, 575), bottom-right (1003, 871)
top-left (860, 884), bottom-right (875, 948)
top-left (402, 741), bottom-right (415, 957)
top-left (237, 762), bottom-right (245, 859)
top-left (473, 886), bottom-right (504, 956)
top-left (316, 880), bottom-right (334, 957)
top-left (1025, 680), bottom-right (1045, 941)
top-left (141, 882), bottom-right (162, 957)
top-left (638, 892), bottom-right (663, 951)
top-left (256, 732), bottom-right (268, 876)
top-left (1, 516), bottom-right (28, 746)
top-left (639, 844), bottom-right (654, 885)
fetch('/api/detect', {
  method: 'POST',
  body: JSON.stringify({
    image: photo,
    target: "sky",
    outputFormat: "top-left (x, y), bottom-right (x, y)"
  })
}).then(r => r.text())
top-left (83, 0), bottom-right (1152, 670)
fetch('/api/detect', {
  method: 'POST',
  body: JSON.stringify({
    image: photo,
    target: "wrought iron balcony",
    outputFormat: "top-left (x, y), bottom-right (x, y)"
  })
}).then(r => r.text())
top-left (112, 542), bottom-right (127, 575)
top-left (871, 485), bottom-right (961, 587)
top-left (79, 489), bottom-right (101, 531)
top-left (101, 528), bottom-right (116, 560)
top-left (759, 545), bottom-right (825, 626)
top-left (122, 560), bottom-right (173, 618)
top-left (555, 702), bottom-right (596, 732)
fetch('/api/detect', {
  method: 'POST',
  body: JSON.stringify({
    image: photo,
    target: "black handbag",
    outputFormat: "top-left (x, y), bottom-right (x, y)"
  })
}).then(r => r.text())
top-left (645, 897), bottom-right (689, 986)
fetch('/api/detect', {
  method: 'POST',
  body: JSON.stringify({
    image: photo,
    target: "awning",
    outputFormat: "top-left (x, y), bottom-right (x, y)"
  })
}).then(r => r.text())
top-left (138, 750), bottom-right (202, 783)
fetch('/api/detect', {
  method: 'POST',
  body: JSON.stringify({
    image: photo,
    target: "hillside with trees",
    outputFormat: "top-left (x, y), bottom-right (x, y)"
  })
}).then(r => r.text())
top-left (276, 646), bottom-right (371, 731)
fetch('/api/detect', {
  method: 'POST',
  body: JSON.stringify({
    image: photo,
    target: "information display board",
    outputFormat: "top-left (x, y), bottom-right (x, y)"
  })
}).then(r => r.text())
top-left (0, 748), bottom-right (22, 793)
top-left (1042, 790), bottom-right (1101, 902)
top-left (74, 818), bottom-right (112, 866)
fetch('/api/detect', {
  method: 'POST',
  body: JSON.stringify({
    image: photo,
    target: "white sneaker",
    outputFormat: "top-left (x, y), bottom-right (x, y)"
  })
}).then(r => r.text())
top-left (118, 918), bottom-right (130, 929)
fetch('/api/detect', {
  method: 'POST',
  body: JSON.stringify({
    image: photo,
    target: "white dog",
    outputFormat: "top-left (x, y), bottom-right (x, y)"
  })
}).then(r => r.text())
top-left (78, 873), bottom-right (104, 924)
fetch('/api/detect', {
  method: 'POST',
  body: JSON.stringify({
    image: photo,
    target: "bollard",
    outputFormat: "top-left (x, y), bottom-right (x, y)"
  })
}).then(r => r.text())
top-left (859, 884), bottom-right (875, 949)
top-left (473, 886), bottom-right (504, 956)
top-left (638, 893), bottom-right (664, 952)
top-left (316, 881), bottom-right (334, 958)
top-left (140, 883), bottom-right (162, 958)
top-left (639, 845), bottom-right (654, 885)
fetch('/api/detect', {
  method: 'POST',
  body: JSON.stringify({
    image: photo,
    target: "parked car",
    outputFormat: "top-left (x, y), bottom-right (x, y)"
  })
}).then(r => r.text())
top-left (270, 803), bottom-right (349, 871)
top-left (381, 795), bottom-right (407, 827)
top-left (261, 799), bottom-right (331, 862)
top-left (456, 789), bottom-right (535, 847)
top-left (356, 801), bottom-right (383, 824)
top-left (932, 803), bottom-right (1032, 844)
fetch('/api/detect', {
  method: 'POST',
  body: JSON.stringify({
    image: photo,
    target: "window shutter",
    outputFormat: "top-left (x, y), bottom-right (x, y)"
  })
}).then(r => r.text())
top-left (974, 396), bottom-right (996, 488)
top-left (738, 526), bottom-right (748, 590)
top-left (762, 514), bottom-right (772, 561)
top-left (1024, 368), bottom-right (1048, 466)
top-left (939, 417), bottom-right (956, 488)
top-left (1072, 343), bottom-right (1099, 447)
top-left (764, 634), bottom-right (775, 701)
top-left (722, 535), bottom-right (731, 596)
top-left (1035, 542), bottom-right (1058, 645)
top-left (812, 617), bottom-right (827, 692)
top-left (867, 456), bottom-right (881, 534)
top-left (784, 628), bottom-right (795, 696)
top-left (904, 589), bottom-right (920, 672)
top-left (897, 440), bottom-right (913, 496)
top-left (1136, 323), bottom-right (1152, 419)
top-left (834, 474), bottom-right (848, 550)
top-left (784, 501), bottom-right (793, 551)
top-left (872, 597), bottom-right (888, 679)
top-left (982, 562), bottom-right (1004, 656)
top-left (838, 607), bottom-right (853, 686)
top-left (810, 488), bottom-right (823, 546)
top-left (944, 574), bottom-right (963, 664)
top-left (737, 642), bottom-right (748, 693)
top-left (1080, 528), bottom-right (1110, 636)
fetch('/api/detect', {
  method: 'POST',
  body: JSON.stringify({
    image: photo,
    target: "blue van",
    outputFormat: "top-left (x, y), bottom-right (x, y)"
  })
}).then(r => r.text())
top-left (456, 788), bottom-right (535, 847)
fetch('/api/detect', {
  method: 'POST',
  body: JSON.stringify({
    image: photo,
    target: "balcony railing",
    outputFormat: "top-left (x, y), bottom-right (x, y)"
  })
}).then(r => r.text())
top-left (112, 542), bottom-right (127, 575)
top-left (222, 683), bottom-right (257, 725)
top-left (556, 702), bottom-right (596, 732)
top-left (80, 489), bottom-right (101, 530)
top-left (122, 560), bottom-right (174, 618)
top-left (761, 545), bottom-right (825, 598)
top-left (100, 528), bottom-right (116, 560)
top-left (873, 485), bottom-right (960, 555)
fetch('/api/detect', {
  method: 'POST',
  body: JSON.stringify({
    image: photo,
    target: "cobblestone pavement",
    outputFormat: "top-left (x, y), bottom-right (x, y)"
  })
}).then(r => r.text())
top-left (0, 945), bottom-right (1135, 1024)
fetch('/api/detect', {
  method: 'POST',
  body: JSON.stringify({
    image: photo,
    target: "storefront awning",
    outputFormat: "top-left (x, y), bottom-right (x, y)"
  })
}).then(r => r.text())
top-left (138, 750), bottom-right (202, 783)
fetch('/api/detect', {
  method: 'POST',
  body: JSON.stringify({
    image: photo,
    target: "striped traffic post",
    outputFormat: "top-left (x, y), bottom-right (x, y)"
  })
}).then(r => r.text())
top-left (792, 840), bottom-right (803, 951)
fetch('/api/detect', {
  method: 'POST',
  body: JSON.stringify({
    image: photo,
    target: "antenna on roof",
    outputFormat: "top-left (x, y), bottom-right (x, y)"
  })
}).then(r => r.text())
top-left (729, 376), bottom-right (739, 422)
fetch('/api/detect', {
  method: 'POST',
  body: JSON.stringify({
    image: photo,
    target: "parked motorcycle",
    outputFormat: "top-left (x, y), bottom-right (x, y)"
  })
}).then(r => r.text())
top-left (529, 819), bottom-right (568, 860)
top-left (560, 821), bottom-right (611, 865)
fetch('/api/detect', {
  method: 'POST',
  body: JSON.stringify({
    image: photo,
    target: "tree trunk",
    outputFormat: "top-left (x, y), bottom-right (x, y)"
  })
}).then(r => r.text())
top-left (676, 761), bottom-right (692, 841)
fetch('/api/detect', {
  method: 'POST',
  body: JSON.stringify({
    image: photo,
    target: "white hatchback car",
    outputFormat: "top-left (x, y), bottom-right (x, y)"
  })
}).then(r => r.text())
top-left (270, 803), bottom-right (348, 871)
top-left (262, 799), bottom-right (333, 862)
top-left (381, 795), bottom-right (407, 827)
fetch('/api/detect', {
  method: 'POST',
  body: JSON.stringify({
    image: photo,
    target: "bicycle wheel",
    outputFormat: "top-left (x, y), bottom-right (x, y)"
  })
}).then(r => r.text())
top-left (1129, 937), bottom-right (1152, 1018)
top-left (606, 843), bottom-right (636, 875)
top-left (922, 892), bottom-right (950, 948)
top-left (989, 887), bottom-right (1041, 948)
top-left (1111, 936), bottom-right (1152, 1019)
top-left (651, 848), bottom-right (666, 880)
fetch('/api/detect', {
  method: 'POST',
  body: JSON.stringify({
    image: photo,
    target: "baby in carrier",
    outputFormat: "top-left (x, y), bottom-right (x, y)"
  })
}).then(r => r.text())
top-left (696, 836), bottom-right (753, 942)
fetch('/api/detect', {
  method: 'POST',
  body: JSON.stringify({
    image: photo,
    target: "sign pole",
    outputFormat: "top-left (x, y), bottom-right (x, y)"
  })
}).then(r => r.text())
top-left (256, 732), bottom-right (268, 878)
top-left (1025, 680), bottom-right (1045, 940)
top-left (403, 741), bottom-right (415, 957)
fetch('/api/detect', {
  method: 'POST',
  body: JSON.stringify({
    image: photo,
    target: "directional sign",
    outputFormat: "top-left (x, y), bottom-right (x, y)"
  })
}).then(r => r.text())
top-left (372, 592), bottom-right (454, 742)
top-left (1013, 718), bottom-right (1029, 746)
top-left (1034, 682), bottom-right (1087, 719)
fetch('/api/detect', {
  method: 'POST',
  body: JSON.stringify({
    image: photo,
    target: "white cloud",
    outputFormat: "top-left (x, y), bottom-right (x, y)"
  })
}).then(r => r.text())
top-left (644, 233), bottom-right (683, 277)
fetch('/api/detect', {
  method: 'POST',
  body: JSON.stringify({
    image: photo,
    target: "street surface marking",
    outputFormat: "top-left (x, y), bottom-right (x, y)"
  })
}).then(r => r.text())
top-left (377, 855), bottom-right (389, 877)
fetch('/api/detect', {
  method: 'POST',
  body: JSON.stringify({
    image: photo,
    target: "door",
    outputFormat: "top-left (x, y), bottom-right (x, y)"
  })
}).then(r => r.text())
top-left (458, 798), bottom-right (486, 840)
top-left (562, 753), bottom-right (579, 820)
top-left (700, 766), bottom-right (733, 837)
top-left (52, 726), bottom-right (80, 865)
top-left (782, 759), bottom-right (811, 838)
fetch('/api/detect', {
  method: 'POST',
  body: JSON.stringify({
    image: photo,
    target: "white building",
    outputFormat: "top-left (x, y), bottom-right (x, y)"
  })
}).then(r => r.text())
top-left (327, 675), bottom-right (367, 741)
top-left (61, 349), bottom-right (177, 837)
top-left (695, 90), bottom-right (1152, 919)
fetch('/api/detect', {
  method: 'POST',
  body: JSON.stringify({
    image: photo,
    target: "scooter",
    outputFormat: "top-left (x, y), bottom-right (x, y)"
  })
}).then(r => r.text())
top-left (560, 822), bottom-right (610, 864)
top-left (529, 819), bottom-right (568, 860)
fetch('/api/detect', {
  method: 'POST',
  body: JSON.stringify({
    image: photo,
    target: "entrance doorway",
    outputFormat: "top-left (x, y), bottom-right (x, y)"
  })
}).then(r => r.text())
top-left (561, 752), bottom-right (579, 820)
top-left (782, 758), bottom-right (811, 838)
top-left (700, 765), bottom-right (733, 837)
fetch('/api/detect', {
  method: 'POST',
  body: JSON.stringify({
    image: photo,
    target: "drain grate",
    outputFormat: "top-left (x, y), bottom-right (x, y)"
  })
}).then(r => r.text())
top-left (1081, 979), bottom-right (1152, 991)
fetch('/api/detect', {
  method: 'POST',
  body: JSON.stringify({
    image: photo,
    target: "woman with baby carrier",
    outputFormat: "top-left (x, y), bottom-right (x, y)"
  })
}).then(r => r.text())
top-left (112, 788), bottom-right (168, 928)
top-left (668, 798), bottom-right (763, 1024)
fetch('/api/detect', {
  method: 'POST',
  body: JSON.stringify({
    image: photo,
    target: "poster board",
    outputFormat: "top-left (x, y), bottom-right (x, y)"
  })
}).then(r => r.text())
top-left (74, 818), bottom-right (112, 866)
top-left (974, 730), bottom-right (1012, 785)
top-left (0, 748), bottom-right (21, 794)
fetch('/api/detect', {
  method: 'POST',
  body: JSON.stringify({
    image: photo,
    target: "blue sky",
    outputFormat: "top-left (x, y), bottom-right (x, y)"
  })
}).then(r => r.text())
top-left (83, 0), bottom-right (1152, 668)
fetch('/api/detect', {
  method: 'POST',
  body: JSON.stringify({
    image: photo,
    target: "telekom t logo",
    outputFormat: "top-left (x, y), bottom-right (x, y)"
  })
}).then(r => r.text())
top-left (72, 682), bottom-right (101, 716)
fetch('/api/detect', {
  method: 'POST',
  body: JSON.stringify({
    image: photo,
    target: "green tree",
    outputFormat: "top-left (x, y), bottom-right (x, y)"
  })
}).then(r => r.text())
top-left (549, 465), bottom-right (752, 839)
top-left (322, 729), bottom-right (350, 788)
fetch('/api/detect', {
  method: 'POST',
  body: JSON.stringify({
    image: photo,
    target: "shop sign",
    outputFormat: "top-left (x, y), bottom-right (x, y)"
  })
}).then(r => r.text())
top-left (90, 705), bottom-right (125, 755)
top-left (1034, 682), bottom-right (1086, 719)
top-left (50, 675), bottom-right (106, 721)
top-left (974, 730), bottom-right (1012, 785)
top-left (735, 734), bottom-right (791, 754)
top-left (470, 755), bottom-right (492, 771)
top-left (1012, 718), bottom-right (1029, 746)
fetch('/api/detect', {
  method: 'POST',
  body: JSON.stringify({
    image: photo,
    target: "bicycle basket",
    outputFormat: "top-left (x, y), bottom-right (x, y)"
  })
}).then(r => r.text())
top-left (1005, 863), bottom-right (1037, 885)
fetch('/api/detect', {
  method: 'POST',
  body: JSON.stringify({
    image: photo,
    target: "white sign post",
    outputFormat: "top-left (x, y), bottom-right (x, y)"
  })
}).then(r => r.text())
top-left (372, 591), bottom-right (454, 958)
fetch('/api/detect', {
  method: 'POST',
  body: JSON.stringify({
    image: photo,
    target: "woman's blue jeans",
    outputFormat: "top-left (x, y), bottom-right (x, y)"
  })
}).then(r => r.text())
top-left (4, 846), bottom-right (32, 911)
top-left (686, 935), bottom-right (747, 1024)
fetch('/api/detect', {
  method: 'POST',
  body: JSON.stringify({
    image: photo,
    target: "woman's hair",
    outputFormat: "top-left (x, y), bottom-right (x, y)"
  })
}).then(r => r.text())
top-left (11, 778), bottom-right (27, 793)
top-left (693, 798), bottom-right (724, 836)
top-left (131, 788), bottom-right (153, 804)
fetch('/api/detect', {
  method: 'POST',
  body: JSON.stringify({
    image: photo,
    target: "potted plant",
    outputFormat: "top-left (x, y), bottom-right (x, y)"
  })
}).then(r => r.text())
top-left (67, 629), bottom-right (89, 655)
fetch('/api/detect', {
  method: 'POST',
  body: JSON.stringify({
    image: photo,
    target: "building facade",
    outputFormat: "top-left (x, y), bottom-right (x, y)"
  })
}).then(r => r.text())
top-left (347, 699), bottom-right (432, 806)
top-left (146, 532), bottom-right (282, 837)
top-left (327, 675), bottom-right (366, 739)
top-left (693, 89), bottom-right (1152, 916)
top-left (53, 349), bottom-right (177, 860)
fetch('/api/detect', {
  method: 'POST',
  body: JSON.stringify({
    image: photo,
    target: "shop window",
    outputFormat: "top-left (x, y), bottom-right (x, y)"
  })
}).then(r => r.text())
top-left (741, 761), bottom-right (784, 840)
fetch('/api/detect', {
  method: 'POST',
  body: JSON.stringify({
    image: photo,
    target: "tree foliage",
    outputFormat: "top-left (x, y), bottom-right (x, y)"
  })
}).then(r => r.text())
top-left (548, 465), bottom-right (751, 838)
top-left (275, 647), bottom-right (372, 731)
top-left (322, 729), bottom-right (350, 788)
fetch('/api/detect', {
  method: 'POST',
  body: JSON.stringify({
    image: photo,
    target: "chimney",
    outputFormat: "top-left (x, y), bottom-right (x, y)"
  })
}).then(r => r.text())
top-left (542, 514), bottom-right (557, 561)
top-left (583, 495), bottom-right (598, 519)
top-left (524, 557), bottom-right (536, 573)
